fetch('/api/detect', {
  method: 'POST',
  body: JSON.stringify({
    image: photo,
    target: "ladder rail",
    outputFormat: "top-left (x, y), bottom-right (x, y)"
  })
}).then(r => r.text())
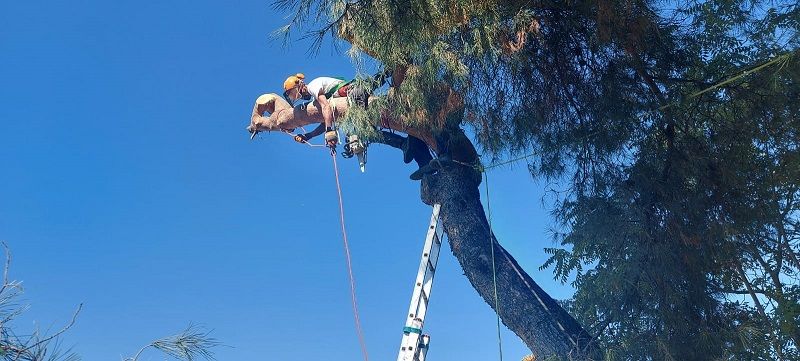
top-left (398, 204), bottom-right (445, 361)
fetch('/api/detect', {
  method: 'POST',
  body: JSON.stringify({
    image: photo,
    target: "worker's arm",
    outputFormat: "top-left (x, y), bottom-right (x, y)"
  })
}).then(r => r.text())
top-left (305, 123), bottom-right (326, 139)
top-left (316, 92), bottom-right (333, 130)
top-left (315, 91), bottom-right (338, 146)
top-left (295, 123), bottom-right (326, 143)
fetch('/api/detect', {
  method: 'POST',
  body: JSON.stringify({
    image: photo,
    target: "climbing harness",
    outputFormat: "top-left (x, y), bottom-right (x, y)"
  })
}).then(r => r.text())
top-left (329, 103), bottom-right (369, 360)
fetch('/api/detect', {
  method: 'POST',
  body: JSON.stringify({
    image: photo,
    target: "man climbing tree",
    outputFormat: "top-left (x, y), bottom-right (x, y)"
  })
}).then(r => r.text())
top-left (250, 69), bottom-right (439, 171)
top-left (248, 89), bottom-right (441, 174)
top-left (280, 71), bottom-right (433, 162)
top-left (282, 73), bottom-right (341, 146)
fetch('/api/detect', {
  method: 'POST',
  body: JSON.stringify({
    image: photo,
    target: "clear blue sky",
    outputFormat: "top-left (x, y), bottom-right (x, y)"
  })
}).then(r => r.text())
top-left (0, 1), bottom-right (572, 360)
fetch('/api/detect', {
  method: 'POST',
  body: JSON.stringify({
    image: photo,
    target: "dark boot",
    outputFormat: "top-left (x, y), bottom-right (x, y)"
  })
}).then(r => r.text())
top-left (410, 155), bottom-right (451, 180)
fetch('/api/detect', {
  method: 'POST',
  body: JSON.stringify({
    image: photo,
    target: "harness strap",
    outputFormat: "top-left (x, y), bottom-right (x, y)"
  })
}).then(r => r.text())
top-left (325, 77), bottom-right (353, 99)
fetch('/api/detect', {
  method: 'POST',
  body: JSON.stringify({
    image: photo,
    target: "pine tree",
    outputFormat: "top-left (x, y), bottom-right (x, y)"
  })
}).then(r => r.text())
top-left (276, 0), bottom-right (800, 359)
top-left (0, 244), bottom-right (219, 361)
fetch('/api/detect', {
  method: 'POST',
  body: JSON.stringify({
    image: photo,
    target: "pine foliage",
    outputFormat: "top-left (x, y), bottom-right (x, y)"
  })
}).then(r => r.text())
top-left (277, 0), bottom-right (800, 358)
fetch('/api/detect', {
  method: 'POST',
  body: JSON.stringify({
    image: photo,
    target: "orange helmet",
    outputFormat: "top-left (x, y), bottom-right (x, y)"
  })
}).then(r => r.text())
top-left (283, 73), bottom-right (305, 91)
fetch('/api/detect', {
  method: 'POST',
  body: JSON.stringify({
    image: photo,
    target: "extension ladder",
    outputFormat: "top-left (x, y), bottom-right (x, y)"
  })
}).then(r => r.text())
top-left (397, 204), bottom-right (445, 361)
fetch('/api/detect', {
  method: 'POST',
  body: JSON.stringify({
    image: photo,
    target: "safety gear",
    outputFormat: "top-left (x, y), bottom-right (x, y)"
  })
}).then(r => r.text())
top-left (320, 77), bottom-right (348, 98)
top-left (325, 130), bottom-right (339, 146)
top-left (342, 134), bottom-right (368, 172)
top-left (294, 134), bottom-right (308, 143)
top-left (283, 73), bottom-right (305, 92)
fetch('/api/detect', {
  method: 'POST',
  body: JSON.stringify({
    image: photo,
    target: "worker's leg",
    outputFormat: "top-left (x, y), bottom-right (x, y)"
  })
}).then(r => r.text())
top-left (402, 136), bottom-right (432, 164)
top-left (376, 131), bottom-right (432, 169)
top-left (379, 116), bottom-right (440, 154)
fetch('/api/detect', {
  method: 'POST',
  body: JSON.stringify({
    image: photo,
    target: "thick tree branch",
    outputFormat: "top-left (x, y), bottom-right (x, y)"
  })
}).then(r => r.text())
top-left (735, 261), bottom-right (784, 361)
top-left (421, 162), bottom-right (601, 360)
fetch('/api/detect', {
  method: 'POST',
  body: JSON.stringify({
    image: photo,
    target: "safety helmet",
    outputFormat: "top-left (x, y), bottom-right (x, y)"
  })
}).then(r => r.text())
top-left (283, 73), bottom-right (305, 91)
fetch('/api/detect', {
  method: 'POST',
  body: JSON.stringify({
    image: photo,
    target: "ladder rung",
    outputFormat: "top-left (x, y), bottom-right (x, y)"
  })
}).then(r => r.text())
top-left (426, 260), bottom-right (435, 272)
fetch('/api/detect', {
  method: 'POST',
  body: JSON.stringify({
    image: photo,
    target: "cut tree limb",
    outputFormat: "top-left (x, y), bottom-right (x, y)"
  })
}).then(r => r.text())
top-left (248, 94), bottom-right (440, 152)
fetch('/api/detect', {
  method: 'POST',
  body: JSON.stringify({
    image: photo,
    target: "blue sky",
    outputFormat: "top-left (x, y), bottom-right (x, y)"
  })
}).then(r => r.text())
top-left (0, 1), bottom-right (572, 360)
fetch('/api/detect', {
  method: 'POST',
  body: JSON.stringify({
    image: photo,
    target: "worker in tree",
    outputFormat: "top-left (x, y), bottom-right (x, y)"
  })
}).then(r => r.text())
top-left (282, 73), bottom-right (345, 147)
top-left (247, 85), bottom-right (370, 139)
top-left (282, 72), bottom-right (397, 145)
top-left (248, 69), bottom-right (435, 170)
top-left (281, 71), bottom-right (429, 161)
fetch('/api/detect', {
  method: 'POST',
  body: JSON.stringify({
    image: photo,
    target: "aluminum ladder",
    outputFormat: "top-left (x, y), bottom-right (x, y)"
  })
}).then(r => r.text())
top-left (397, 204), bottom-right (445, 361)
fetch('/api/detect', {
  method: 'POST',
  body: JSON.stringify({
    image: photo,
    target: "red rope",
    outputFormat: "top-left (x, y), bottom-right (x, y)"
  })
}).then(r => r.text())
top-left (330, 150), bottom-right (370, 361)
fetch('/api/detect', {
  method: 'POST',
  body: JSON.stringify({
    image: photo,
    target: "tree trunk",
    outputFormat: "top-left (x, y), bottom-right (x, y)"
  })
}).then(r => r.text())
top-left (253, 102), bottom-right (600, 359)
top-left (420, 158), bottom-right (601, 360)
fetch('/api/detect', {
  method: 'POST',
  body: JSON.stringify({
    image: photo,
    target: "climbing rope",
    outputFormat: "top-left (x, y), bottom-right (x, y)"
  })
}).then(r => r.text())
top-left (271, 117), bottom-right (368, 359)
top-left (463, 151), bottom-right (585, 350)
top-left (472, 50), bottom-right (798, 173)
top-left (330, 147), bottom-right (370, 361)
top-left (483, 171), bottom-right (504, 361)
top-left (659, 50), bottom-right (795, 112)
top-left (280, 129), bottom-right (328, 148)
top-left (478, 164), bottom-right (583, 351)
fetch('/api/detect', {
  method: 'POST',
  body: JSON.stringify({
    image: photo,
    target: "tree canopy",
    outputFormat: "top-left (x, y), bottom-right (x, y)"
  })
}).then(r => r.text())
top-left (279, 0), bottom-right (799, 359)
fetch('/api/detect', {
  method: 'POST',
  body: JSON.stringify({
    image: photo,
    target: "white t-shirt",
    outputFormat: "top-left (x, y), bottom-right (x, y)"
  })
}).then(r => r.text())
top-left (306, 77), bottom-right (346, 98)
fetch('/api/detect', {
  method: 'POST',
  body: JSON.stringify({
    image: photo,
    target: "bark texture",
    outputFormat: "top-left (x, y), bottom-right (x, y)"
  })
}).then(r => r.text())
top-left (420, 161), bottom-right (602, 360)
